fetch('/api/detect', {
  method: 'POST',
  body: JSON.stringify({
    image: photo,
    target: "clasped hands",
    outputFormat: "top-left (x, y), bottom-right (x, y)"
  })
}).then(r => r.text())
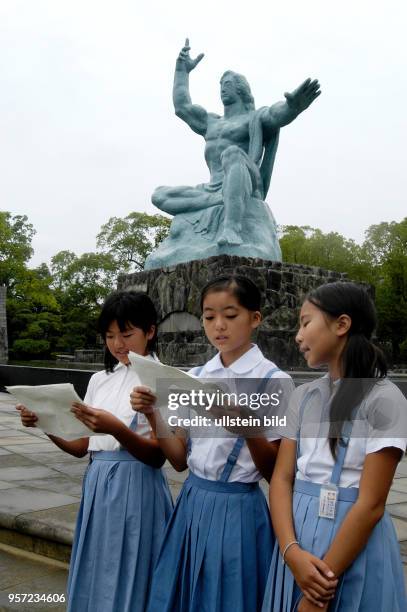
top-left (284, 545), bottom-right (337, 610)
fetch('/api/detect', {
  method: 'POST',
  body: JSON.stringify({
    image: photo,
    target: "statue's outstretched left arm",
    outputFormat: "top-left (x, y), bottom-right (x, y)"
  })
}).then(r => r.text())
top-left (264, 78), bottom-right (321, 130)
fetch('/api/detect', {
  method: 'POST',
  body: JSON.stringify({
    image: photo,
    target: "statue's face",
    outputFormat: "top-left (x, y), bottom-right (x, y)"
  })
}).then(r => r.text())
top-left (220, 76), bottom-right (240, 106)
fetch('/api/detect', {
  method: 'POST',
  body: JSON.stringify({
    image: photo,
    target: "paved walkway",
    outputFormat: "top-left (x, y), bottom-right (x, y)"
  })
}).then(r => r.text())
top-left (0, 547), bottom-right (67, 611)
top-left (0, 391), bottom-right (406, 609)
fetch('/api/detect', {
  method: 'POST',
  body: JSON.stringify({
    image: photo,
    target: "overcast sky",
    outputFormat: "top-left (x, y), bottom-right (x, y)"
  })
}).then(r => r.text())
top-left (1, 0), bottom-right (406, 267)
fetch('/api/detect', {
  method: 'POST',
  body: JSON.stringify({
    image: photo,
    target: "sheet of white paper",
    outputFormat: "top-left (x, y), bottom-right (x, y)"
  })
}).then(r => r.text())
top-left (7, 383), bottom-right (98, 441)
top-left (128, 352), bottom-right (227, 416)
top-left (128, 352), bottom-right (205, 391)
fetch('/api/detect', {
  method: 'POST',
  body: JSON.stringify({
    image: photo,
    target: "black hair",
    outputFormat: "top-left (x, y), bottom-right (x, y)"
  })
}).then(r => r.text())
top-left (98, 290), bottom-right (158, 372)
top-left (306, 281), bottom-right (387, 457)
top-left (200, 275), bottom-right (261, 312)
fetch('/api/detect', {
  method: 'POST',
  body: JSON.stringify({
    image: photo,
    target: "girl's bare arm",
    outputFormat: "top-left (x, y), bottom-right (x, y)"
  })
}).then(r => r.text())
top-left (271, 439), bottom-right (337, 606)
top-left (130, 387), bottom-right (188, 471)
top-left (71, 402), bottom-right (166, 468)
top-left (245, 437), bottom-right (280, 482)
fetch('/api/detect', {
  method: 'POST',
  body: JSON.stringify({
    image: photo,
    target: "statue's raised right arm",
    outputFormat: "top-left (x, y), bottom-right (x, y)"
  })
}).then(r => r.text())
top-left (173, 39), bottom-right (208, 136)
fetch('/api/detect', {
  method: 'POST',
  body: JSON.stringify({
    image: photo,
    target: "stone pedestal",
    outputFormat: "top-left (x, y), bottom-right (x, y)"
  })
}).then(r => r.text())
top-left (0, 286), bottom-right (8, 363)
top-left (118, 255), bottom-right (346, 368)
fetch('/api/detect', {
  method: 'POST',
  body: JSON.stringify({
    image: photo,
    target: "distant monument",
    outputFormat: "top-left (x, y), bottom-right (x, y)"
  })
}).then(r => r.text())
top-left (0, 286), bottom-right (8, 363)
top-left (145, 39), bottom-right (321, 270)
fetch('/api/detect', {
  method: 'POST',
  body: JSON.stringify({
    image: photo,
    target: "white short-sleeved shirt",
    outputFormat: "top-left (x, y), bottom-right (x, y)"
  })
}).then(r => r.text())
top-left (284, 375), bottom-right (407, 488)
top-left (185, 344), bottom-right (294, 483)
top-left (86, 358), bottom-right (154, 452)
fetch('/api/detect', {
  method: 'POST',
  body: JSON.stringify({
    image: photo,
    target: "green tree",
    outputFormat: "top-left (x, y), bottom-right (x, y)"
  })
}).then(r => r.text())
top-left (49, 250), bottom-right (77, 290)
top-left (363, 219), bottom-right (407, 267)
top-left (278, 225), bottom-right (310, 263)
top-left (8, 264), bottom-right (62, 359)
top-left (96, 212), bottom-right (171, 271)
top-left (279, 225), bottom-right (371, 282)
top-left (0, 213), bottom-right (63, 359)
top-left (279, 220), bottom-right (407, 362)
top-left (0, 212), bottom-right (35, 288)
top-left (51, 251), bottom-right (119, 307)
top-left (3, 210), bottom-right (171, 359)
top-left (364, 219), bottom-right (407, 359)
top-left (50, 250), bottom-right (121, 352)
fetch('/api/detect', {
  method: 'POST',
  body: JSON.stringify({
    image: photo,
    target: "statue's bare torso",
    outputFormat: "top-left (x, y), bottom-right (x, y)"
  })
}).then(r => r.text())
top-left (204, 113), bottom-right (251, 183)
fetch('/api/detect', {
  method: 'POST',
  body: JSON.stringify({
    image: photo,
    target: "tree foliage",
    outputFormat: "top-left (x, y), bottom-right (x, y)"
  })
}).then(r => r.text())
top-left (364, 219), bottom-right (407, 359)
top-left (279, 219), bottom-right (407, 361)
top-left (51, 251), bottom-right (119, 306)
top-left (279, 225), bottom-right (372, 282)
top-left (96, 212), bottom-right (171, 271)
top-left (4, 212), bottom-right (167, 358)
top-left (2, 208), bottom-right (406, 364)
top-left (0, 212), bottom-right (35, 289)
top-left (7, 265), bottom-right (61, 359)
top-left (49, 251), bottom-right (121, 353)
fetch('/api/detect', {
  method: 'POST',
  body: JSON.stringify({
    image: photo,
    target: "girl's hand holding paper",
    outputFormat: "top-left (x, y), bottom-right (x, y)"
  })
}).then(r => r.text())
top-left (71, 402), bottom-right (123, 435)
top-left (16, 404), bottom-right (38, 427)
top-left (130, 386), bottom-right (157, 415)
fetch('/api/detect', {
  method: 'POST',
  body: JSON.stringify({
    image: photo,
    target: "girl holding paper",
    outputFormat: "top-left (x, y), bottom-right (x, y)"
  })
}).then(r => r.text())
top-left (131, 274), bottom-right (294, 612)
top-left (17, 290), bottom-right (172, 612)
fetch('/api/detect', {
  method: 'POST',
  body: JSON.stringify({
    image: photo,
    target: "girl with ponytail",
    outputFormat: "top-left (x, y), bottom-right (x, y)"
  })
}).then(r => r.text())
top-left (262, 281), bottom-right (407, 612)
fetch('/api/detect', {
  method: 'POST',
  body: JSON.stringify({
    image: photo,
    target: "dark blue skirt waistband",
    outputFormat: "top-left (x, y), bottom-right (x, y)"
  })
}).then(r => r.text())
top-left (187, 471), bottom-right (259, 494)
top-left (294, 478), bottom-right (359, 502)
top-left (90, 450), bottom-right (139, 462)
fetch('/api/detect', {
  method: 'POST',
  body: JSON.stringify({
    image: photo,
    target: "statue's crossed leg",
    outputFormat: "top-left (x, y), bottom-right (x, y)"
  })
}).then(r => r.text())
top-left (152, 145), bottom-right (262, 246)
top-left (218, 145), bottom-right (262, 246)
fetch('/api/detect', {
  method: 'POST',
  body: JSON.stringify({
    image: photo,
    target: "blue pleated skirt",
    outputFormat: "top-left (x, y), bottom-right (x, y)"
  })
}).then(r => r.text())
top-left (147, 471), bottom-right (274, 612)
top-left (67, 450), bottom-right (173, 612)
top-left (262, 479), bottom-right (407, 612)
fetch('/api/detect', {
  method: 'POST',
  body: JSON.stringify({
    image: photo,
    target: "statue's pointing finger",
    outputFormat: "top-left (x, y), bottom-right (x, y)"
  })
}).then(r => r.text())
top-left (178, 37), bottom-right (204, 72)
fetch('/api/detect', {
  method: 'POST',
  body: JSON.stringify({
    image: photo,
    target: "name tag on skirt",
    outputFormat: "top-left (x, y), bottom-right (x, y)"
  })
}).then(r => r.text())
top-left (319, 484), bottom-right (338, 519)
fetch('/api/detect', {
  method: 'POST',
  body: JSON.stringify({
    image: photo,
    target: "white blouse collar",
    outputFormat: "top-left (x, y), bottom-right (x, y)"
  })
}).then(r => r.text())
top-left (205, 344), bottom-right (264, 375)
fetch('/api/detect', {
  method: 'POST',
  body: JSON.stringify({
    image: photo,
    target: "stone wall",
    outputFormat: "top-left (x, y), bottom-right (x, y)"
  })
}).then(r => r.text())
top-left (0, 286), bottom-right (8, 363)
top-left (118, 255), bottom-right (347, 368)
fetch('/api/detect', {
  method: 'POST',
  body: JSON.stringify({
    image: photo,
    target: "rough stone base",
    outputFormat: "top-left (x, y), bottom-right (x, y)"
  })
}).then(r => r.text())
top-left (118, 255), bottom-right (347, 368)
